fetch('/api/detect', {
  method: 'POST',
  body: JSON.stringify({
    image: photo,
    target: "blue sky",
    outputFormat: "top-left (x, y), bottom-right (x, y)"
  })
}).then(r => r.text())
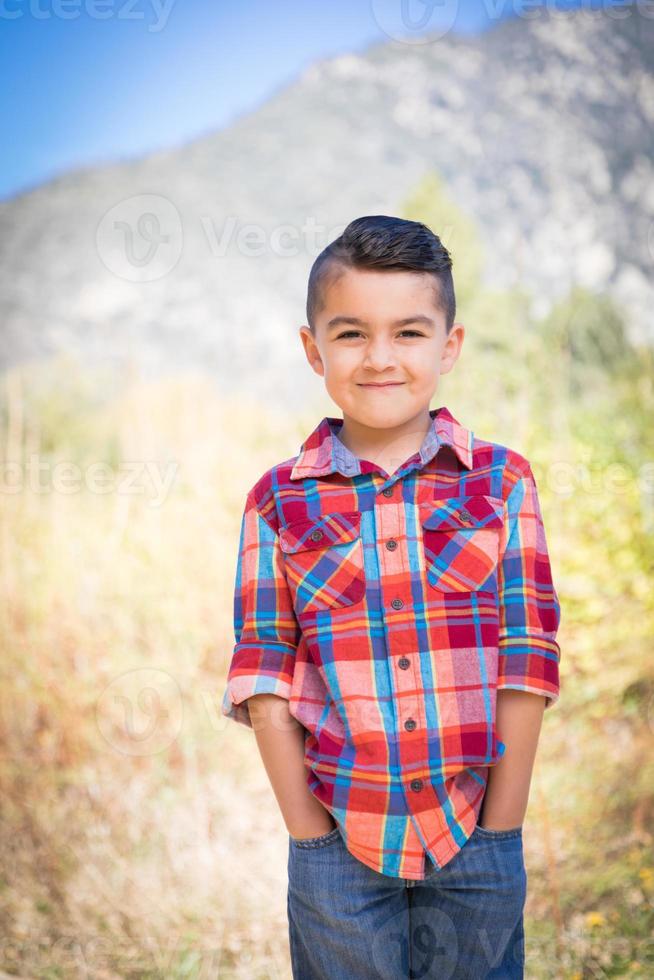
top-left (0, 0), bottom-right (586, 201)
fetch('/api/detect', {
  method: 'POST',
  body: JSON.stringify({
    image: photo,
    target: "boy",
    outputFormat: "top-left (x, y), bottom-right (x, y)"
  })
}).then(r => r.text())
top-left (221, 215), bottom-right (562, 979)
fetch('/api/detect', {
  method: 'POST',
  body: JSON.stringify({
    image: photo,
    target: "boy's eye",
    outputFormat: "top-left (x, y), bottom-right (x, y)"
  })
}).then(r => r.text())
top-left (335, 329), bottom-right (425, 340)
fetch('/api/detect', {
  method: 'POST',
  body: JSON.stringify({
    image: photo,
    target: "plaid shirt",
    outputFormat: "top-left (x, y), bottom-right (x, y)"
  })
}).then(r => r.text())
top-left (221, 405), bottom-right (561, 880)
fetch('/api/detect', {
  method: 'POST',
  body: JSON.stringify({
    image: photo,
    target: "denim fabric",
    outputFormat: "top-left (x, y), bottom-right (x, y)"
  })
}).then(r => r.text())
top-left (287, 824), bottom-right (526, 979)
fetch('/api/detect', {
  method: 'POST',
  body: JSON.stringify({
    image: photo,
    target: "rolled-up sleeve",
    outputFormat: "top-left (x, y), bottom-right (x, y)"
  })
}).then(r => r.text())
top-left (221, 490), bottom-right (300, 729)
top-left (496, 465), bottom-right (562, 708)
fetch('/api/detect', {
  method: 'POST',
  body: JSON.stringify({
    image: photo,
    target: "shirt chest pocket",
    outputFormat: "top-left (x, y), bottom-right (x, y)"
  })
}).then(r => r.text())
top-left (278, 511), bottom-right (366, 614)
top-left (419, 495), bottom-right (505, 593)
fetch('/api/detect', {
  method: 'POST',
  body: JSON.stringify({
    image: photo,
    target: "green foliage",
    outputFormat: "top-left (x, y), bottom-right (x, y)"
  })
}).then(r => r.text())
top-left (401, 174), bottom-right (654, 975)
top-left (403, 170), bottom-right (485, 312)
top-left (0, 170), bottom-right (652, 976)
top-left (2, 351), bottom-right (122, 467)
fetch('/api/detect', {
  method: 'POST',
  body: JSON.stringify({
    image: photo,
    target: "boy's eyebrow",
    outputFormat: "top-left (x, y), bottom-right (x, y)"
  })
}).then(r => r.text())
top-left (325, 315), bottom-right (436, 331)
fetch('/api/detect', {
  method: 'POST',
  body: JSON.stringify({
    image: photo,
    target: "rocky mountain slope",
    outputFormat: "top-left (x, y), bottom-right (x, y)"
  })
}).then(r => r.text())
top-left (1, 9), bottom-right (652, 407)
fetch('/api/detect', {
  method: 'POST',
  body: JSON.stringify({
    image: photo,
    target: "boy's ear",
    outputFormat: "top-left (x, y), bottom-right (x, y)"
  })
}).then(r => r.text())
top-left (299, 325), bottom-right (325, 377)
top-left (439, 321), bottom-right (465, 376)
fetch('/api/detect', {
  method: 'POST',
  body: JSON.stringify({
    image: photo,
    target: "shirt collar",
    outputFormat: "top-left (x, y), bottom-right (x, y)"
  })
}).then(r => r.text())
top-left (289, 406), bottom-right (474, 481)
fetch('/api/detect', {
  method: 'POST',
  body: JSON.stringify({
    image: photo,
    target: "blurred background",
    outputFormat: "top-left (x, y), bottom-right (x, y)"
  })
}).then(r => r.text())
top-left (1, 1), bottom-right (653, 977)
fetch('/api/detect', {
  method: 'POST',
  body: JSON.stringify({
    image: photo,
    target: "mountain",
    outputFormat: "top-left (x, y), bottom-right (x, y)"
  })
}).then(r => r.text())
top-left (1, 9), bottom-right (652, 407)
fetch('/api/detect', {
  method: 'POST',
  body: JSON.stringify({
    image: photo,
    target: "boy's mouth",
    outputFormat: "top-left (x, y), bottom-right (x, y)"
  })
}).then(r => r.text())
top-left (357, 381), bottom-right (405, 388)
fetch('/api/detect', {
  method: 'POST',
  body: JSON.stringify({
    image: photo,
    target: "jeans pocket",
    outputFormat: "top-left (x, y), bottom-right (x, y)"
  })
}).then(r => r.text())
top-left (289, 826), bottom-right (341, 849)
top-left (473, 823), bottom-right (523, 841)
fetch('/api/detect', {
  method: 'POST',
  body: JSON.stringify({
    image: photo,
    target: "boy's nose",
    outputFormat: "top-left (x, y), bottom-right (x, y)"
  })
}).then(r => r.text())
top-left (361, 342), bottom-right (398, 371)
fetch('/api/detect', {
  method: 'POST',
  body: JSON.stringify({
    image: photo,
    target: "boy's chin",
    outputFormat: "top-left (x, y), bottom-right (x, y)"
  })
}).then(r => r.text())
top-left (339, 402), bottom-right (432, 429)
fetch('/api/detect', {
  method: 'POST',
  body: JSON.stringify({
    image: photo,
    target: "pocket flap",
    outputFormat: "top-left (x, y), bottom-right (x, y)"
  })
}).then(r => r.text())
top-left (279, 511), bottom-right (362, 554)
top-left (420, 495), bottom-right (504, 531)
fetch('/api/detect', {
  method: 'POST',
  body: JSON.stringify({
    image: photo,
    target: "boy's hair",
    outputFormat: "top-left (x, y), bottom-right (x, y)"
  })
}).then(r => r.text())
top-left (306, 215), bottom-right (455, 334)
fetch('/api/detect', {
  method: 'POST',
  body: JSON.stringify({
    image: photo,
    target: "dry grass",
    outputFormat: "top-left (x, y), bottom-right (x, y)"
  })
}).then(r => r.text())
top-left (1, 358), bottom-right (652, 979)
top-left (0, 361), bottom-right (321, 979)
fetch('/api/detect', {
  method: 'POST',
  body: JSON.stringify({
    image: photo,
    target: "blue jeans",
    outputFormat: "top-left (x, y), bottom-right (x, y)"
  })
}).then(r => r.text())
top-left (287, 823), bottom-right (526, 979)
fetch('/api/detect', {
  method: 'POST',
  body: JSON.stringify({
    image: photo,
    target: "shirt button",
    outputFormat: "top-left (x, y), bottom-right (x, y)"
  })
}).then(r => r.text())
top-left (410, 779), bottom-right (423, 792)
top-left (382, 487), bottom-right (393, 497)
top-left (398, 657), bottom-right (410, 669)
top-left (459, 509), bottom-right (473, 523)
top-left (391, 597), bottom-right (404, 610)
top-left (404, 718), bottom-right (417, 731)
top-left (386, 539), bottom-right (398, 551)
top-left (310, 529), bottom-right (323, 541)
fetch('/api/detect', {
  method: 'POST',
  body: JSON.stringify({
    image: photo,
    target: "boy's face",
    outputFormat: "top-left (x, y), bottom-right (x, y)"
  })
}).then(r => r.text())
top-left (299, 266), bottom-right (465, 430)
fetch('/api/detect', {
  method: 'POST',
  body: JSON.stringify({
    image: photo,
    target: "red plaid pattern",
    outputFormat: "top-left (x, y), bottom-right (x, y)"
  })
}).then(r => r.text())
top-left (221, 406), bottom-right (562, 879)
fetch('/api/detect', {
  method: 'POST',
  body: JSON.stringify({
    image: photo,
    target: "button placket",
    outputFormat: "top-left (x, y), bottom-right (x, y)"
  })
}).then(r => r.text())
top-left (375, 500), bottom-right (406, 611)
top-left (375, 483), bottom-right (432, 820)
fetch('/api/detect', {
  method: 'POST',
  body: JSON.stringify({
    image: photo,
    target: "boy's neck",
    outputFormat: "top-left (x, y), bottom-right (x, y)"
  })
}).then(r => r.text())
top-left (336, 408), bottom-right (433, 476)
